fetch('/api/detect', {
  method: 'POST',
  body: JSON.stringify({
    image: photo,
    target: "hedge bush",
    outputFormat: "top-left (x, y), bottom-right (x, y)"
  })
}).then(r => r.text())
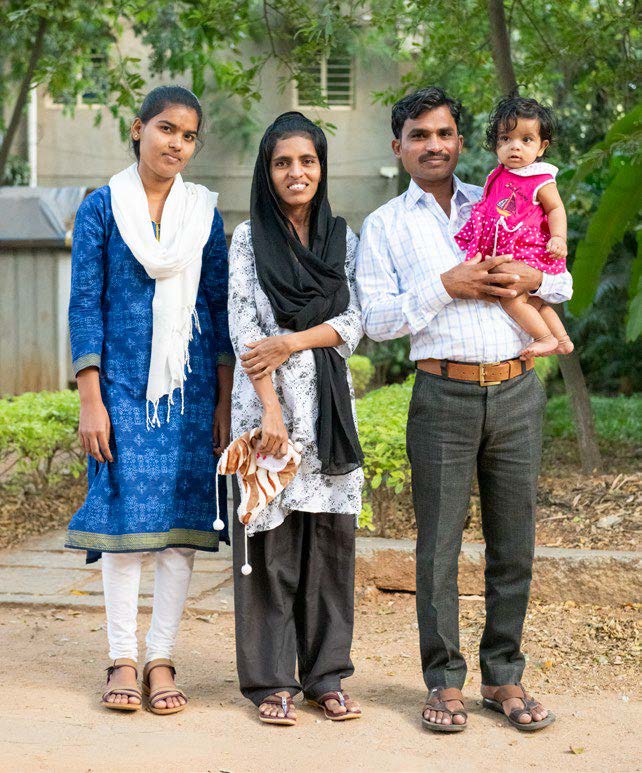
top-left (0, 390), bottom-right (83, 486)
top-left (355, 374), bottom-right (642, 529)
top-left (2, 382), bottom-right (639, 525)
top-left (348, 355), bottom-right (375, 397)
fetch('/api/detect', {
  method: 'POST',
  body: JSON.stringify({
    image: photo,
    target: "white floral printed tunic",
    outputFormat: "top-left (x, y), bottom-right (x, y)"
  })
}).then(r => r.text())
top-left (228, 220), bottom-right (364, 535)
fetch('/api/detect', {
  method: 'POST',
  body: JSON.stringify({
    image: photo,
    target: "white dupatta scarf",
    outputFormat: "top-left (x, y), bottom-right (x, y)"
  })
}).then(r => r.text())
top-left (109, 163), bottom-right (217, 428)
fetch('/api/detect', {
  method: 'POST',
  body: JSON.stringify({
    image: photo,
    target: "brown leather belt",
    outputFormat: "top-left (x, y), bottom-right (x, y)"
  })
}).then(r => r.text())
top-left (417, 357), bottom-right (534, 386)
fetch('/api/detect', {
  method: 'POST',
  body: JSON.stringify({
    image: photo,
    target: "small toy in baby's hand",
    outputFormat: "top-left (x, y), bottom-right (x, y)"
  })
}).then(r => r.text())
top-left (212, 428), bottom-right (303, 575)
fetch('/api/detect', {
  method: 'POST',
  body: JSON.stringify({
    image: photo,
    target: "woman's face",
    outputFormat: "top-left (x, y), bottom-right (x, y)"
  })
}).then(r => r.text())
top-left (131, 104), bottom-right (200, 180)
top-left (269, 134), bottom-right (321, 212)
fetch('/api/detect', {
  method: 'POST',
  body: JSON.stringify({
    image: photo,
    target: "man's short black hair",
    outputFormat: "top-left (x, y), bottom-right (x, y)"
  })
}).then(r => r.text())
top-left (391, 87), bottom-right (462, 139)
top-left (486, 96), bottom-right (556, 152)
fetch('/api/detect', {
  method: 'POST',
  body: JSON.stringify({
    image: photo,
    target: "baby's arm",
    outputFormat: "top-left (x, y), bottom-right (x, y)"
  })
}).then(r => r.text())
top-left (537, 182), bottom-right (567, 259)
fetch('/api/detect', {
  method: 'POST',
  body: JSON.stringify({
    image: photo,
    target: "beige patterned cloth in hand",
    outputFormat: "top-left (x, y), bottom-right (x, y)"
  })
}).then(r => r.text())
top-left (213, 428), bottom-right (303, 574)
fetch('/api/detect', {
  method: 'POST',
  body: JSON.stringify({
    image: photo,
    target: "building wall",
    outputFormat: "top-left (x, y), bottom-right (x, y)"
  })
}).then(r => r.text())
top-left (36, 38), bottom-right (399, 233)
top-left (0, 248), bottom-right (72, 396)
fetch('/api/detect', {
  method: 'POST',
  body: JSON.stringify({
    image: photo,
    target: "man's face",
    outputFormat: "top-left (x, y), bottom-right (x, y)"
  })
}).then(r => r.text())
top-left (392, 106), bottom-right (463, 187)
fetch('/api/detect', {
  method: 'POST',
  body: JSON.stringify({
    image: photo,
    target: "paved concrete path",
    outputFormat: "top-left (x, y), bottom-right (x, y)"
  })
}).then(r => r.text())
top-left (0, 530), bottom-right (234, 614)
top-left (2, 529), bottom-right (640, 611)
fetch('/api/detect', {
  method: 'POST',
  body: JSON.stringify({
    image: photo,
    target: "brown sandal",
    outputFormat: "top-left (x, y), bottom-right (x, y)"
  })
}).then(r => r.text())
top-left (482, 684), bottom-right (556, 732)
top-left (142, 658), bottom-right (188, 715)
top-left (258, 694), bottom-right (297, 726)
top-left (308, 690), bottom-right (362, 721)
top-left (101, 658), bottom-right (142, 711)
top-left (422, 687), bottom-right (467, 732)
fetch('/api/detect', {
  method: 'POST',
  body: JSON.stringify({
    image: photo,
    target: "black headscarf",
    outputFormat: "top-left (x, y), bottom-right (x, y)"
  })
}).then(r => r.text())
top-left (250, 111), bottom-right (363, 475)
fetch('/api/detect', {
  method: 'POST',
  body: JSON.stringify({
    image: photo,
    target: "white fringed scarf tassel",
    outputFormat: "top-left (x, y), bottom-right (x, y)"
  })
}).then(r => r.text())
top-left (109, 164), bottom-right (217, 428)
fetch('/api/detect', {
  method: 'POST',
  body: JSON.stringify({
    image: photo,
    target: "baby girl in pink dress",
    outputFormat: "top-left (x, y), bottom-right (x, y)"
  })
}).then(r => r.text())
top-left (455, 97), bottom-right (574, 357)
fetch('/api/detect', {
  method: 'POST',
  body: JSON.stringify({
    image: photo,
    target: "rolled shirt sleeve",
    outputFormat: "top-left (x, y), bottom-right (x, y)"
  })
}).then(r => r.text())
top-left (531, 269), bottom-right (573, 305)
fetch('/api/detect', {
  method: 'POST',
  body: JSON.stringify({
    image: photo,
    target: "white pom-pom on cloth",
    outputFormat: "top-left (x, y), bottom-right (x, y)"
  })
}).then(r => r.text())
top-left (212, 518), bottom-right (225, 531)
top-left (241, 526), bottom-right (252, 577)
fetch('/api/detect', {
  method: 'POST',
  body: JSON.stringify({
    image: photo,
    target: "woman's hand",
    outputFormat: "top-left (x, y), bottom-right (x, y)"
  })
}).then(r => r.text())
top-left (259, 405), bottom-right (289, 458)
top-left (213, 398), bottom-right (231, 456)
top-left (241, 335), bottom-right (296, 379)
top-left (78, 399), bottom-right (113, 463)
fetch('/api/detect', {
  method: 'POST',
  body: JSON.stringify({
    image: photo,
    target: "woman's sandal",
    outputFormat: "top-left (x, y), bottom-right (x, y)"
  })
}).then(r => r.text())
top-left (482, 684), bottom-right (556, 732)
top-left (308, 690), bottom-right (362, 721)
top-left (101, 658), bottom-right (142, 711)
top-left (142, 658), bottom-right (188, 715)
top-left (258, 694), bottom-right (297, 726)
top-left (422, 687), bottom-right (467, 733)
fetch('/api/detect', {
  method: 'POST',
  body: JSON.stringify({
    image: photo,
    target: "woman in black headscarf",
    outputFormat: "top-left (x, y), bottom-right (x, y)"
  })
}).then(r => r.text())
top-left (227, 112), bottom-right (364, 725)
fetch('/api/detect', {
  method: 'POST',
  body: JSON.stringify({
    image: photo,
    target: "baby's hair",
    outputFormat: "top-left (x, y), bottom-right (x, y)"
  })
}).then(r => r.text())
top-left (132, 85), bottom-right (203, 160)
top-left (391, 86), bottom-right (461, 139)
top-left (486, 96), bottom-right (556, 155)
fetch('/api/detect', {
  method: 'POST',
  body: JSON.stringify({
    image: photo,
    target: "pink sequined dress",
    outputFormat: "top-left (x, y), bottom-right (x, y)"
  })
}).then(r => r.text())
top-left (454, 162), bottom-right (566, 275)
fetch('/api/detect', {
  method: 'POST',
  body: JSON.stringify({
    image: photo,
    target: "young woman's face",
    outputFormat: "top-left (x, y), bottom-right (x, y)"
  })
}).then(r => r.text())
top-left (131, 105), bottom-right (200, 179)
top-left (269, 134), bottom-right (321, 212)
top-left (495, 117), bottom-right (549, 168)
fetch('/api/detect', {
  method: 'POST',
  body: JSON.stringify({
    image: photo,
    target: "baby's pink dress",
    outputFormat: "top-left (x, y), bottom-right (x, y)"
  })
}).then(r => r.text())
top-left (455, 162), bottom-right (566, 274)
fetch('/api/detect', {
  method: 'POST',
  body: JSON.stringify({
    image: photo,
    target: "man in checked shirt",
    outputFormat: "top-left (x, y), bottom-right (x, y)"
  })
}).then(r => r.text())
top-left (356, 87), bottom-right (570, 733)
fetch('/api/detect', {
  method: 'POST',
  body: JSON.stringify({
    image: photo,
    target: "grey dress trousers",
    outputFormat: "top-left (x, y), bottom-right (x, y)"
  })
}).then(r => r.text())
top-left (406, 368), bottom-right (547, 690)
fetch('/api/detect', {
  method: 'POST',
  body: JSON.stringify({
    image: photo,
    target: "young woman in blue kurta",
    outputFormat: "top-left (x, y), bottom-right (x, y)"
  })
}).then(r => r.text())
top-left (66, 86), bottom-right (234, 714)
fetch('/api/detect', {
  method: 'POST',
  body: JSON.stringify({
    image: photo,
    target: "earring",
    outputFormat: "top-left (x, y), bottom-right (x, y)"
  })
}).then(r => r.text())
top-left (133, 134), bottom-right (139, 139)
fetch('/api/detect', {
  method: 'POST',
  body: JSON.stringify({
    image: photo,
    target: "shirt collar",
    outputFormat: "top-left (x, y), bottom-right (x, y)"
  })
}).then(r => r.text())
top-left (404, 175), bottom-right (475, 210)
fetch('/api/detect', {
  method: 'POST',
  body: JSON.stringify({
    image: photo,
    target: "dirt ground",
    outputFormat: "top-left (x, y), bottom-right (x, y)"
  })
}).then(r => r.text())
top-left (1, 594), bottom-right (640, 772)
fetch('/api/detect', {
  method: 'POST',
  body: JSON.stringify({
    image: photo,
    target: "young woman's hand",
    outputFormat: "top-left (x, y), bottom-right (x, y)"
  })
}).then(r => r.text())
top-left (213, 398), bottom-right (231, 456)
top-left (259, 405), bottom-right (289, 458)
top-left (79, 399), bottom-right (113, 463)
top-left (241, 335), bottom-right (295, 379)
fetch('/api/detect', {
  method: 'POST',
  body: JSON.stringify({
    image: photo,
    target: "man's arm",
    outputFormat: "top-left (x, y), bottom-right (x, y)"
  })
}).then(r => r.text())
top-left (356, 216), bottom-right (519, 342)
top-left (356, 215), bottom-right (448, 341)
top-left (497, 261), bottom-right (573, 304)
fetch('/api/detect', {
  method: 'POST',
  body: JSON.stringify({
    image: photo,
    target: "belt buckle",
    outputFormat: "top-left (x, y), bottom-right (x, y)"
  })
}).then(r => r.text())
top-left (479, 361), bottom-right (501, 386)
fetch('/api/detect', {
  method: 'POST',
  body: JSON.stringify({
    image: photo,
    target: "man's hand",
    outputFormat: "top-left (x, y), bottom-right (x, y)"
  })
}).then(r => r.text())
top-left (489, 260), bottom-right (544, 296)
top-left (441, 254), bottom-right (520, 302)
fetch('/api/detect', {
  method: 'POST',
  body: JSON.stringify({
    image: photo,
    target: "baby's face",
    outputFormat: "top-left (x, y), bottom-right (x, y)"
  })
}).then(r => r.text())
top-left (496, 117), bottom-right (549, 168)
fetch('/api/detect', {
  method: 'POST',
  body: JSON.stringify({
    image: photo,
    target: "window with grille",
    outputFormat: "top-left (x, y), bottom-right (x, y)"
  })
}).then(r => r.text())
top-left (295, 55), bottom-right (354, 109)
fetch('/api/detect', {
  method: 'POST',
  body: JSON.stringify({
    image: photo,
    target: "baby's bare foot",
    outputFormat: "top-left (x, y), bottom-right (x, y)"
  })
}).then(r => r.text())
top-left (520, 334), bottom-right (558, 359)
top-left (553, 335), bottom-right (574, 355)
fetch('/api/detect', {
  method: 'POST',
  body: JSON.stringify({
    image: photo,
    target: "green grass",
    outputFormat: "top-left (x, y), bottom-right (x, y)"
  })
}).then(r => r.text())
top-left (544, 393), bottom-right (642, 443)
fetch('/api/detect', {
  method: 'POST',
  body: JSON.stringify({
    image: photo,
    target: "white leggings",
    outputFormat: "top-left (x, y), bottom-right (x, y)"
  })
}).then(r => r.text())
top-left (101, 548), bottom-right (196, 663)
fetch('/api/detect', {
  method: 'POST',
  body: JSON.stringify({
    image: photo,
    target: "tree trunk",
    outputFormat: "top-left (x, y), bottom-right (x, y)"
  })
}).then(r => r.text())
top-left (0, 17), bottom-right (47, 184)
top-left (554, 307), bottom-right (602, 473)
top-left (485, 2), bottom-right (602, 472)
top-left (486, 0), bottom-right (518, 94)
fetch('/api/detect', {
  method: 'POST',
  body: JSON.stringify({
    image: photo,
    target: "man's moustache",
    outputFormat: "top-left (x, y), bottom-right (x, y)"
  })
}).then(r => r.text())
top-left (419, 153), bottom-right (450, 163)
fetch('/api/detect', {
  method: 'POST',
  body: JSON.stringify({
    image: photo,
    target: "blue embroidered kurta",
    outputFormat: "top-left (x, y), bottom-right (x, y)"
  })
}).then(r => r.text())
top-left (65, 186), bottom-right (233, 557)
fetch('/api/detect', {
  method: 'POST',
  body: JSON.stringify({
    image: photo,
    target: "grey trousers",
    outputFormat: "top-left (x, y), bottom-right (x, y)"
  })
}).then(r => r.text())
top-left (232, 486), bottom-right (356, 706)
top-left (406, 368), bottom-right (547, 690)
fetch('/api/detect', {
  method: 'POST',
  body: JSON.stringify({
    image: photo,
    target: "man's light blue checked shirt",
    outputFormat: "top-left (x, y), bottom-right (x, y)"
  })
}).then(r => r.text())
top-left (355, 177), bottom-right (573, 364)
